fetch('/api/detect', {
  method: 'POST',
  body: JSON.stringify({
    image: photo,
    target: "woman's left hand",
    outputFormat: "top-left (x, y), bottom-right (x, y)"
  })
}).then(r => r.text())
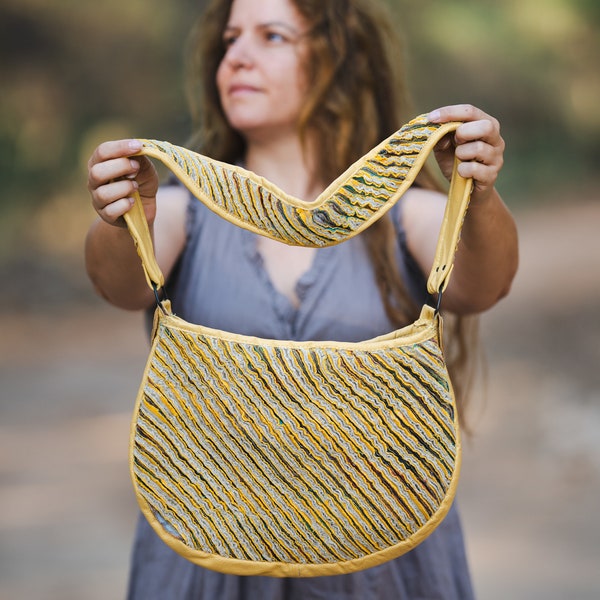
top-left (428, 104), bottom-right (504, 202)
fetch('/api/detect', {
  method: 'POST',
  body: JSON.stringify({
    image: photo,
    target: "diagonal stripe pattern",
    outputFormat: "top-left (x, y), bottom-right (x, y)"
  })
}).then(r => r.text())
top-left (131, 317), bottom-right (458, 566)
top-left (136, 115), bottom-right (451, 247)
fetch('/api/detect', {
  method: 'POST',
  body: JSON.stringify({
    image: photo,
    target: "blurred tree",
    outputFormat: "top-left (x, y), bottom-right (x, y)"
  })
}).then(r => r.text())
top-left (0, 0), bottom-right (597, 264)
top-left (393, 0), bottom-right (600, 197)
top-left (0, 0), bottom-right (203, 210)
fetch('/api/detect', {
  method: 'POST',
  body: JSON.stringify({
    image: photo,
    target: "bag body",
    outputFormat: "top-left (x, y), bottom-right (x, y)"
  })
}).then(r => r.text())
top-left (131, 305), bottom-right (459, 576)
top-left (124, 114), bottom-right (473, 577)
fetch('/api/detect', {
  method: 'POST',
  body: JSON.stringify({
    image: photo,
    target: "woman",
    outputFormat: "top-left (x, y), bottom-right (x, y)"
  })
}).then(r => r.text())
top-left (86, 0), bottom-right (518, 597)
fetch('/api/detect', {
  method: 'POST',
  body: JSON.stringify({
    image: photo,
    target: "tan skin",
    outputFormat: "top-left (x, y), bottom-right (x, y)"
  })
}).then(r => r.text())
top-left (85, 0), bottom-right (518, 316)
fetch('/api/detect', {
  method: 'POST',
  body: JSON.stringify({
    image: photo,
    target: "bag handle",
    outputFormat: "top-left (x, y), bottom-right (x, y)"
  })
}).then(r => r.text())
top-left (123, 114), bottom-right (472, 297)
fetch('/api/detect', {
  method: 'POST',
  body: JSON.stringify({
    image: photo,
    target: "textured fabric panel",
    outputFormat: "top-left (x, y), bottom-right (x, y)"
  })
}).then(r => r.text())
top-left (136, 116), bottom-right (456, 248)
top-left (132, 322), bottom-right (457, 568)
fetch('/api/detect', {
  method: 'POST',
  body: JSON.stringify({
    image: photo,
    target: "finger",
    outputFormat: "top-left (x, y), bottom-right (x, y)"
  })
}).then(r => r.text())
top-left (98, 197), bottom-right (136, 225)
top-left (431, 132), bottom-right (453, 153)
top-left (88, 139), bottom-right (143, 170)
top-left (88, 157), bottom-right (140, 190)
top-left (454, 119), bottom-right (502, 147)
top-left (428, 104), bottom-right (491, 124)
top-left (457, 161), bottom-right (499, 188)
top-left (132, 156), bottom-right (158, 188)
top-left (92, 179), bottom-right (139, 211)
top-left (454, 140), bottom-right (501, 167)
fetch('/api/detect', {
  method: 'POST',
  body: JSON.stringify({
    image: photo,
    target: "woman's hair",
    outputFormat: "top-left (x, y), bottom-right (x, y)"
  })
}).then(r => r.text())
top-left (187, 0), bottom-right (415, 172)
top-left (185, 0), bottom-right (478, 422)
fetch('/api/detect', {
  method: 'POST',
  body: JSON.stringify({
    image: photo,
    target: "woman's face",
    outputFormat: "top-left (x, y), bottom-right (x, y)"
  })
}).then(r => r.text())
top-left (216, 0), bottom-right (310, 143)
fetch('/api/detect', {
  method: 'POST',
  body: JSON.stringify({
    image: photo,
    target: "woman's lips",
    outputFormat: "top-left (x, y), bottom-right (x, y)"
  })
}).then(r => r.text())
top-left (228, 84), bottom-right (261, 96)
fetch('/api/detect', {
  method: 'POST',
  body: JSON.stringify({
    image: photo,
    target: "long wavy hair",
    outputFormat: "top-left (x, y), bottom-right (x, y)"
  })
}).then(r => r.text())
top-left (185, 0), bottom-right (479, 423)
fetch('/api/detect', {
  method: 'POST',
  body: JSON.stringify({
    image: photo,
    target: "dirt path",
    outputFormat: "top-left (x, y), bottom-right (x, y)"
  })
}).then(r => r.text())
top-left (460, 200), bottom-right (600, 598)
top-left (1, 200), bottom-right (599, 599)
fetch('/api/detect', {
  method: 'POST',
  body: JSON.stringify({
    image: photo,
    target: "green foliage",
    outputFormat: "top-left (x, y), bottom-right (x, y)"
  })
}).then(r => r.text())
top-left (1, 0), bottom-right (597, 231)
top-left (0, 0), bottom-right (199, 212)
top-left (391, 0), bottom-right (600, 201)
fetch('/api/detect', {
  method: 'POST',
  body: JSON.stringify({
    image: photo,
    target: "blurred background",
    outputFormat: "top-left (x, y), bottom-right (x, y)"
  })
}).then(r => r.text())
top-left (0, 0), bottom-right (598, 598)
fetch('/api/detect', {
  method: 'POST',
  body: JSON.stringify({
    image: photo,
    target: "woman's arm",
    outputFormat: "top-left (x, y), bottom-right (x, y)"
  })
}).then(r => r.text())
top-left (84, 139), bottom-right (188, 310)
top-left (403, 105), bottom-right (519, 315)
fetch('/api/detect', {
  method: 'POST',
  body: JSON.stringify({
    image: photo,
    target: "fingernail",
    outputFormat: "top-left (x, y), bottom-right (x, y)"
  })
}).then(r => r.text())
top-left (129, 159), bottom-right (140, 170)
top-left (428, 110), bottom-right (441, 122)
top-left (128, 140), bottom-right (142, 151)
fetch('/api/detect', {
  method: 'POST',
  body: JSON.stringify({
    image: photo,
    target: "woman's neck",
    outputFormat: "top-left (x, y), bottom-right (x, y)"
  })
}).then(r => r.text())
top-left (244, 132), bottom-right (324, 202)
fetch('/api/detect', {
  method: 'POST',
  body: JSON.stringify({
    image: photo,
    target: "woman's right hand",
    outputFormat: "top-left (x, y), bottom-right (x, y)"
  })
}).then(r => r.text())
top-left (85, 139), bottom-right (188, 310)
top-left (87, 139), bottom-right (159, 227)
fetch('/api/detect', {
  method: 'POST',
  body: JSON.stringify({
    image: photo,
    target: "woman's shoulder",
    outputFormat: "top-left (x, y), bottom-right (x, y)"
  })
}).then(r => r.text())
top-left (157, 181), bottom-right (190, 205)
top-left (398, 186), bottom-right (447, 239)
top-left (155, 183), bottom-right (190, 234)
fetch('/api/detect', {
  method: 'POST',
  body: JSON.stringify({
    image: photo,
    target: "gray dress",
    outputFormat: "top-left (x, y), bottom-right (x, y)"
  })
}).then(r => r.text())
top-left (127, 195), bottom-right (475, 599)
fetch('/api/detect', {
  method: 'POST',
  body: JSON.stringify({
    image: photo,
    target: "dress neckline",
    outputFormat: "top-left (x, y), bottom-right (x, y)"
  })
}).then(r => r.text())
top-left (242, 228), bottom-right (337, 324)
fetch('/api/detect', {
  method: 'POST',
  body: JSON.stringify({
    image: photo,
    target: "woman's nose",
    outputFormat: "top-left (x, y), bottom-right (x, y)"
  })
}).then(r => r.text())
top-left (224, 35), bottom-right (253, 69)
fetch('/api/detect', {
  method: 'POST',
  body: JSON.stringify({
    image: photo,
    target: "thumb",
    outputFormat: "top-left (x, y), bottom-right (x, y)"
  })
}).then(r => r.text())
top-left (435, 133), bottom-right (455, 152)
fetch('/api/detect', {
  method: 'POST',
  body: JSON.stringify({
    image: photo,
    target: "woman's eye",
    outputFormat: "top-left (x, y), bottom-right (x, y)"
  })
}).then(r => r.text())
top-left (223, 35), bottom-right (237, 49)
top-left (265, 31), bottom-right (285, 43)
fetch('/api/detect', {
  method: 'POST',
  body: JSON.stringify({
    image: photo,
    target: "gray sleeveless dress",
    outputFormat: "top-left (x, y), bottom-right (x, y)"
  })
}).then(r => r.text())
top-left (127, 194), bottom-right (475, 599)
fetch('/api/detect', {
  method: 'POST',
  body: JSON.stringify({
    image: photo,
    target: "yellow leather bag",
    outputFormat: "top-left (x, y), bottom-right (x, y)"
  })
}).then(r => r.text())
top-left (124, 114), bottom-right (473, 577)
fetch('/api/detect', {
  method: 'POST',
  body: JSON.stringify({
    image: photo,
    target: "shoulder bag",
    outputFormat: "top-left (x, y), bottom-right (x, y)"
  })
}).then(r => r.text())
top-left (123, 114), bottom-right (473, 577)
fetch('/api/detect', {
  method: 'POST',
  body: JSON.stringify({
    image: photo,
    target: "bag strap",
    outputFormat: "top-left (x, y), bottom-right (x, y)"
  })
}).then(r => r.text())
top-left (123, 114), bottom-right (472, 297)
top-left (427, 157), bottom-right (473, 296)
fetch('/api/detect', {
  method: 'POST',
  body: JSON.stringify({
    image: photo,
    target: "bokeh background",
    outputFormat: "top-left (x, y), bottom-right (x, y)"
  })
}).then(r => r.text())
top-left (1, 0), bottom-right (599, 598)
